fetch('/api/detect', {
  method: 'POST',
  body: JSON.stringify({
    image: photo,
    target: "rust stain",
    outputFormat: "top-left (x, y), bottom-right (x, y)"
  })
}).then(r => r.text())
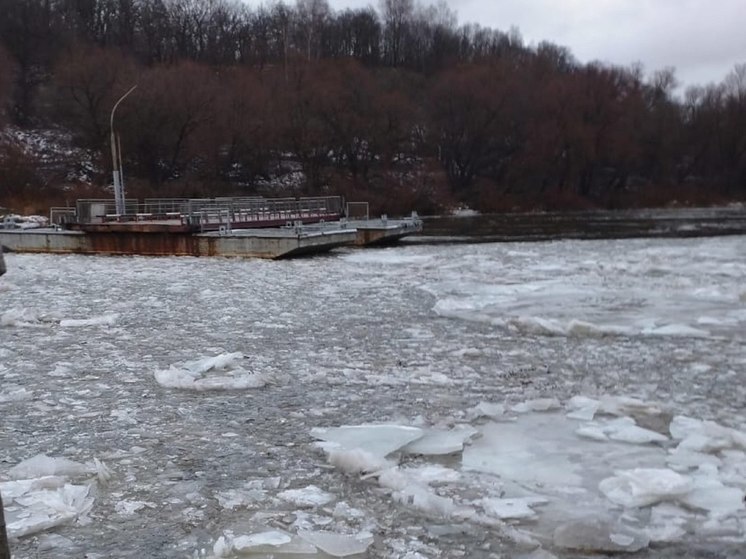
top-left (86, 232), bottom-right (204, 256)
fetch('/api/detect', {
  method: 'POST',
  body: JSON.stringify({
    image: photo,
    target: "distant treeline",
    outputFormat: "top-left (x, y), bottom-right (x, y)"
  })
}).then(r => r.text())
top-left (1, 0), bottom-right (745, 214)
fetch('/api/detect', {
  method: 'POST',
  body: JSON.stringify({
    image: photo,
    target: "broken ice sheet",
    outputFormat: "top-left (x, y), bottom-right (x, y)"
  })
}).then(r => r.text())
top-left (402, 426), bottom-right (478, 456)
top-left (511, 398), bottom-right (561, 413)
top-left (598, 468), bottom-right (692, 508)
top-left (680, 473), bottom-right (745, 515)
top-left (216, 488), bottom-right (268, 510)
top-left (216, 530), bottom-right (318, 555)
top-left (481, 496), bottom-right (548, 520)
top-left (233, 530), bottom-right (293, 552)
top-left (669, 415), bottom-right (746, 452)
top-left (576, 417), bottom-right (669, 444)
top-left (645, 503), bottom-right (691, 543)
top-left (1, 480), bottom-right (94, 538)
top-left (310, 424), bottom-right (423, 457)
top-left (1, 453), bottom-right (112, 539)
top-left (565, 396), bottom-right (601, 421)
top-left (277, 485), bottom-right (335, 508)
top-left (465, 401), bottom-right (506, 421)
top-left (114, 500), bottom-right (155, 515)
top-left (298, 530), bottom-right (374, 557)
top-left (553, 518), bottom-right (650, 553)
top-left (7, 454), bottom-right (91, 479)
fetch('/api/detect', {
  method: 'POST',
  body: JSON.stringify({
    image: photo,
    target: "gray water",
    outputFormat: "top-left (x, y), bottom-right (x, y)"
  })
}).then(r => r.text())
top-left (1, 236), bottom-right (745, 558)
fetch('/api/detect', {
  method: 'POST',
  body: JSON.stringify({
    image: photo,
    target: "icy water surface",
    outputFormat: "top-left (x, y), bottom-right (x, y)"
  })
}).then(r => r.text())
top-left (1, 236), bottom-right (745, 558)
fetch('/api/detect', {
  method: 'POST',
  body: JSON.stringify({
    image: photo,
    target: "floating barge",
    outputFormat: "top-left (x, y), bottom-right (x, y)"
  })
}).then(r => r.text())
top-left (0, 197), bottom-right (422, 259)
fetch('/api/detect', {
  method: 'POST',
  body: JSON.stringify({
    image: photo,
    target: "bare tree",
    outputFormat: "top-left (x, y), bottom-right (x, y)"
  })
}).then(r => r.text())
top-left (296, 0), bottom-right (330, 61)
top-left (380, 0), bottom-right (413, 66)
top-left (724, 63), bottom-right (746, 103)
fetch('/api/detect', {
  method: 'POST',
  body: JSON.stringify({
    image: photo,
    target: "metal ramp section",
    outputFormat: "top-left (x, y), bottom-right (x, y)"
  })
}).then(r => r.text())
top-left (345, 202), bottom-right (423, 245)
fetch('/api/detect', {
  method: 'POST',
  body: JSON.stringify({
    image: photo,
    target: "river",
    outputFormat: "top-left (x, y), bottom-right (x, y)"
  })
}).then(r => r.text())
top-left (1, 235), bottom-right (744, 558)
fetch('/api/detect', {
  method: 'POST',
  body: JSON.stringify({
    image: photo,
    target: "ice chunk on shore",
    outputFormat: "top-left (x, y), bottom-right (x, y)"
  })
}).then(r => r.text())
top-left (298, 530), bottom-right (373, 557)
top-left (154, 352), bottom-right (267, 391)
top-left (311, 424), bottom-right (423, 457)
top-left (599, 468), bottom-right (691, 508)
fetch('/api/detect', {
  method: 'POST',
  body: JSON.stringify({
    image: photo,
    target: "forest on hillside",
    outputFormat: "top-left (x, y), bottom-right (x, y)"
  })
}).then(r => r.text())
top-left (1, 0), bottom-right (745, 215)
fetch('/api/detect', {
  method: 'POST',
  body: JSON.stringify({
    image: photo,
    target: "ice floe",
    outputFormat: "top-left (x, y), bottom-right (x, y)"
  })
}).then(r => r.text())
top-left (599, 468), bottom-right (692, 507)
top-left (480, 496), bottom-right (548, 520)
top-left (277, 485), bottom-right (335, 508)
top-left (208, 528), bottom-right (373, 558)
top-left (576, 417), bottom-right (669, 444)
top-left (312, 395), bottom-right (746, 554)
top-left (1, 454), bottom-right (111, 539)
top-left (553, 518), bottom-right (650, 552)
top-left (59, 313), bottom-right (119, 327)
top-left (154, 352), bottom-right (268, 390)
top-left (402, 426), bottom-right (478, 455)
top-left (298, 529), bottom-right (374, 557)
top-left (310, 424), bottom-right (424, 457)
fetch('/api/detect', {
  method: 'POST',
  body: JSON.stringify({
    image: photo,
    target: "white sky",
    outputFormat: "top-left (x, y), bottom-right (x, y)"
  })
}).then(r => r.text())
top-left (309, 0), bottom-right (746, 88)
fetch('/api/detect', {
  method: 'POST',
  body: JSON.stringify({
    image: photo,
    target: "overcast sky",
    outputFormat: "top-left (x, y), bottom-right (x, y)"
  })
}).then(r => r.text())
top-left (310, 0), bottom-right (746, 88)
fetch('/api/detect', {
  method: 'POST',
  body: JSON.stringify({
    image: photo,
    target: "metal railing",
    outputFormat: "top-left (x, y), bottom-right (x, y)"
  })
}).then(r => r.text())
top-left (71, 196), bottom-right (344, 229)
top-left (49, 207), bottom-right (77, 225)
top-left (346, 201), bottom-right (370, 220)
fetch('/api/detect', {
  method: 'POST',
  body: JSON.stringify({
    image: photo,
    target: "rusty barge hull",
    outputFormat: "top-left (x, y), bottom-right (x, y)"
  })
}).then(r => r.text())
top-left (0, 228), bottom-right (357, 259)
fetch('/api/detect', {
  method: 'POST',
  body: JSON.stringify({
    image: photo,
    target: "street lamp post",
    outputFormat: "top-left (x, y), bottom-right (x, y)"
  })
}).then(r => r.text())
top-left (110, 85), bottom-right (137, 216)
top-left (0, 491), bottom-right (9, 559)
